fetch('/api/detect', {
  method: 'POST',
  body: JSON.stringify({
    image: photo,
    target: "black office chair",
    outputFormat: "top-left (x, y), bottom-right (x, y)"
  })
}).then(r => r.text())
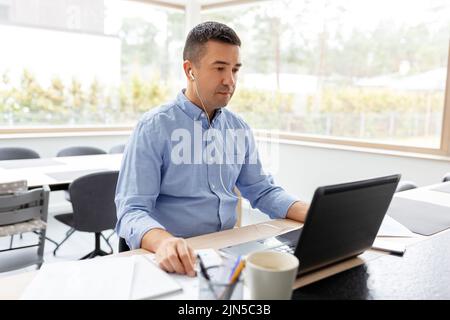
top-left (54, 171), bottom-right (119, 259)
top-left (442, 173), bottom-right (450, 183)
top-left (119, 237), bottom-right (130, 252)
top-left (0, 147), bottom-right (58, 248)
top-left (0, 147), bottom-right (40, 161)
top-left (53, 146), bottom-right (108, 255)
top-left (395, 180), bottom-right (418, 192)
top-left (56, 146), bottom-right (107, 158)
top-left (109, 144), bottom-right (126, 154)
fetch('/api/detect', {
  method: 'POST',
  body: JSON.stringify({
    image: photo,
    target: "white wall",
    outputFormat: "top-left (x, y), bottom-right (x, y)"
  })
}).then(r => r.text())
top-left (261, 141), bottom-right (450, 201)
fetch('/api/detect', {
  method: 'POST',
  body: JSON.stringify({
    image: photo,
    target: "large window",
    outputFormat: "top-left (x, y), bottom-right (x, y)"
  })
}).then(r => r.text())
top-left (203, 0), bottom-right (450, 151)
top-left (2, 0), bottom-right (450, 156)
top-left (0, 0), bottom-right (184, 127)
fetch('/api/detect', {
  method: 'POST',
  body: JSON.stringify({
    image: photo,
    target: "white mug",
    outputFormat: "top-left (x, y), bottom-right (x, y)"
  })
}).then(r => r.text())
top-left (245, 251), bottom-right (299, 300)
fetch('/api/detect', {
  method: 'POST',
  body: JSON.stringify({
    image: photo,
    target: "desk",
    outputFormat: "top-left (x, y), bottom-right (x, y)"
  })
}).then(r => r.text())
top-left (0, 154), bottom-right (122, 191)
top-left (292, 228), bottom-right (450, 299)
top-left (0, 218), bottom-right (403, 300)
top-left (0, 184), bottom-right (448, 299)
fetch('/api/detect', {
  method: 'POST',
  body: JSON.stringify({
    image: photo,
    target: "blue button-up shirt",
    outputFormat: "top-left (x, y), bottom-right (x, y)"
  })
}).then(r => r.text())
top-left (115, 90), bottom-right (298, 249)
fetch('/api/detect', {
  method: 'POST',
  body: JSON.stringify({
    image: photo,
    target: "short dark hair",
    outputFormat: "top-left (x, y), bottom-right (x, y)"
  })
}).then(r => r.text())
top-left (183, 21), bottom-right (241, 64)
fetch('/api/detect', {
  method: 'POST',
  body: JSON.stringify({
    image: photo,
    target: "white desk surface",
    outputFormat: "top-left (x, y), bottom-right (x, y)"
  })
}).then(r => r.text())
top-left (395, 181), bottom-right (450, 207)
top-left (0, 154), bottom-right (122, 187)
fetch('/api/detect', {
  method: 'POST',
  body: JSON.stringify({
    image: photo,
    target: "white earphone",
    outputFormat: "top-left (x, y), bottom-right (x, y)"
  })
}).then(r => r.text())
top-left (189, 68), bottom-right (237, 200)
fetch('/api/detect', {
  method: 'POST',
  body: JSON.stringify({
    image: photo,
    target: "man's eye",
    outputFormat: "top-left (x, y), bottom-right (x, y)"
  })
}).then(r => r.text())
top-left (217, 67), bottom-right (224, 71)
top-left (233, 69), bottom-right (240, 73)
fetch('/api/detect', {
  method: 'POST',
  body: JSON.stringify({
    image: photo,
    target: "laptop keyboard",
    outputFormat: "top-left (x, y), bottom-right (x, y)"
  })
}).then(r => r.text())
top-left (273, 244), bottom-right (295, 254)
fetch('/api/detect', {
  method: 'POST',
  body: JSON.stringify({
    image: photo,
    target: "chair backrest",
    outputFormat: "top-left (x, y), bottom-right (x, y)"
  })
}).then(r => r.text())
top-left (395, 180), bottom-right (418, 192)
top-left (0, 147), bottom-right (40, 161)
top-left (56, 146), bottom-right (106, 157)
top-left (0, 185), bottom-right (50, 227)
top-left (0, 185), bottom-right (49, 273)
top-left (69, 171), bottom-right (119, 232)
top-left (119, 237), bottom-right (130, 252)
top-left (109, 144), bottom-right (126, 154)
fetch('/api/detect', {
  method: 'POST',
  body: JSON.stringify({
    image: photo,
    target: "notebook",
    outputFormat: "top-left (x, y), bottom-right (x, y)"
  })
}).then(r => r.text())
top-left (21, 255), bottom-right (182, 300)
top-left (21, 257), bottom-right (134, 300)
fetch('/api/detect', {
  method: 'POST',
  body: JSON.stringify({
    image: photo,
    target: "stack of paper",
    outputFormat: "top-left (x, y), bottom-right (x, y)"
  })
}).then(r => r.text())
top-left (372, 215), bottom-right (413, 255)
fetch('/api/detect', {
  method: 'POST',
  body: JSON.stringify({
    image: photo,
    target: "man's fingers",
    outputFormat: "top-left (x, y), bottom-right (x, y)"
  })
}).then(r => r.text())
top-left (166, 244), bottom-right (186, 274)
top-left (188, 246), bottom-right (197, 268)
top-left (160, 260), bottom-right (175, 273)
top-left (176, 241), bottom-right (196, 277)
top-left (156, 251), bottom-right (175, 273)
top-left (155, 238), bottom-right (195, 276)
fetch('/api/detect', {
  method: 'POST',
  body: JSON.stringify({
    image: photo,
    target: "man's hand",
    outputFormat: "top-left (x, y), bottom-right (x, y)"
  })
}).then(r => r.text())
top-left (155, 237), bottom-right (197, 276)
top-left (141, 228), bottom-right (197, 277)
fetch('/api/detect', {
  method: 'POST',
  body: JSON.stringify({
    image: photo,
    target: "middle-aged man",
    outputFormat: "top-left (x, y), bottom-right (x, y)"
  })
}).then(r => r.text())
top-left (115, 21), bottom-right (309, 277)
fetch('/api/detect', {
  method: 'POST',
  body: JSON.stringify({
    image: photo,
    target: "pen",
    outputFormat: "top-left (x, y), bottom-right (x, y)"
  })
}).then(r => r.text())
top-left (220, 272), bottom-right (242, 300)
top-left (219, 260), bottom-right (245, 300)
top-left (197, 254), bottom-right (210, 280)
top-left (197, 254), bottom-right (218, 299)
top-left (229, 259), bottom-right (245, 284)
top-left (228, 255), bottom-right (242, 281)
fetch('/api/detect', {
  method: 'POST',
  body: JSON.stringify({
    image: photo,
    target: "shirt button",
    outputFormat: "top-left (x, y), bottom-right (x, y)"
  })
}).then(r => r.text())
top-left (211, 184), bottom-right (215, 189)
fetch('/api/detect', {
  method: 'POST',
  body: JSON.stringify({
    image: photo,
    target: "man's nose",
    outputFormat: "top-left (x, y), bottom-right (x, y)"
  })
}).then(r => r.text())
top-left (223, 71), bottom-right (236, 87)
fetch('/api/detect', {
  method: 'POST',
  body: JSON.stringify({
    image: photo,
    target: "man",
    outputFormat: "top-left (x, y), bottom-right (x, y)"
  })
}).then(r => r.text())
top-left (115, 21), bottom-right (309, 277)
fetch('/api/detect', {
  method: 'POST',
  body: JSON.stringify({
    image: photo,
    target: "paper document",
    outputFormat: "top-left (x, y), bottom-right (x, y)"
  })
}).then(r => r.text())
top-left (131, 255), bottom-right (182, 300)
top-left (196, 248), bottom-right (223, 268)
top-left (377, 214), bottom-right (415, 237)
top-left (143, 248), bottom-right (223, 300)
top-left (157, 272), bottom-right (199, 300)
top-left (21, 257), bottom-right (135, 300)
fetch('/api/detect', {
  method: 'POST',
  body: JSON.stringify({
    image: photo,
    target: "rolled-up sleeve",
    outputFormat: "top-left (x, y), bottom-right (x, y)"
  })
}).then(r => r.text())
top-left (236, 127), bottom-right (299, 219)
top-left (115, 117), bottom-right (166, 250)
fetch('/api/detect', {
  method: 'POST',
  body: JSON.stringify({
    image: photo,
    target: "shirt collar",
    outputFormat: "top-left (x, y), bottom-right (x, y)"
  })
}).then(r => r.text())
top-left (176, 89), bottom-right (223, 122)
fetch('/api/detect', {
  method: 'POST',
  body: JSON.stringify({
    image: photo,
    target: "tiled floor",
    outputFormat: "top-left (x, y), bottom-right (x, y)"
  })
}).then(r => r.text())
top-left (0, 194), bottom-right (269, 277)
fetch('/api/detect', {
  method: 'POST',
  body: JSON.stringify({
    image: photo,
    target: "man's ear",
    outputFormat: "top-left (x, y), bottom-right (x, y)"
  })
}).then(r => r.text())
top-left (183, 60), bottom-right (194, 81)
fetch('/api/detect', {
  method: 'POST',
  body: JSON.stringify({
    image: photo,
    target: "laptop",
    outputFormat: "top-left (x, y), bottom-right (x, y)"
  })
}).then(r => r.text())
top-left (220, 174), bottom-right (401, 276)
